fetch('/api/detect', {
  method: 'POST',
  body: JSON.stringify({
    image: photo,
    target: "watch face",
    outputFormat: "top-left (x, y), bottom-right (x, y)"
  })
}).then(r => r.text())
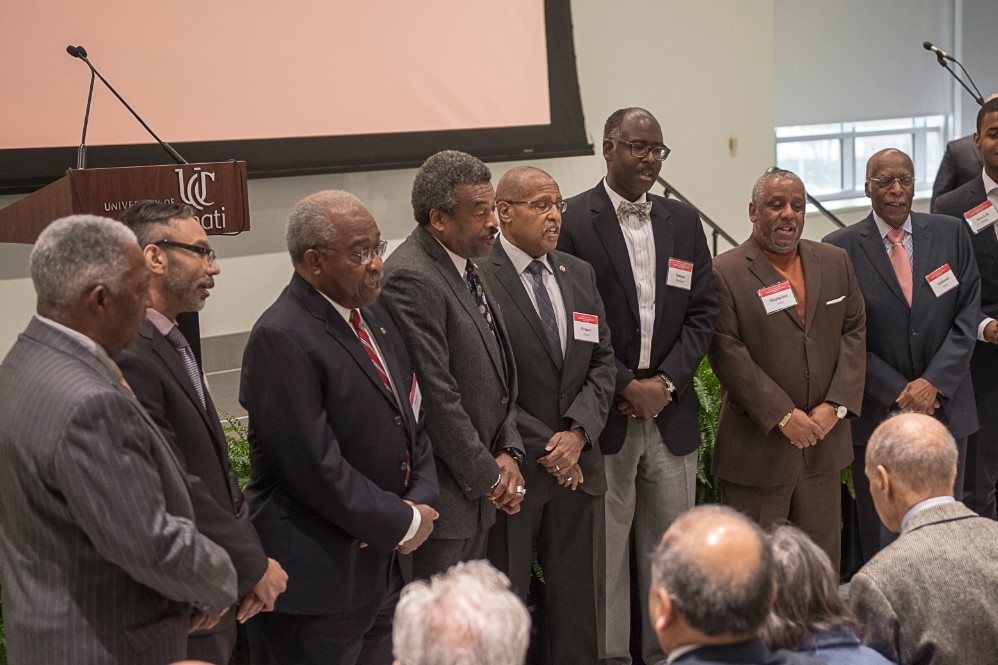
top-left (836, 405), bottom-right (848, 419)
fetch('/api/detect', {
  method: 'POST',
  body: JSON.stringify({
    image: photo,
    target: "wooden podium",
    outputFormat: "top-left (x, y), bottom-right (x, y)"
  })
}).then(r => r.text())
top-left (0, 161), bottom-right (250, 243)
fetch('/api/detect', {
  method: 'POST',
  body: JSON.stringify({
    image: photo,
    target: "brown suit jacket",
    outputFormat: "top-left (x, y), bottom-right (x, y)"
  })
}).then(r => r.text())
top-left (708, 239), bottom-right (866, 486)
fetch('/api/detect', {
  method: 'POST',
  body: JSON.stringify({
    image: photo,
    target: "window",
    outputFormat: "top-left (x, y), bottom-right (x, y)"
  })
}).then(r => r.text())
top-left (775, 115), bottom-right (945, 204)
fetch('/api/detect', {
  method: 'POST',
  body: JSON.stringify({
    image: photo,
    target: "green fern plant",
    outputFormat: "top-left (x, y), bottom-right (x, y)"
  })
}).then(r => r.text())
top-left (693, 357), bottom-right (722, 504)
top-left (218, 409), bottom-right (252, 490)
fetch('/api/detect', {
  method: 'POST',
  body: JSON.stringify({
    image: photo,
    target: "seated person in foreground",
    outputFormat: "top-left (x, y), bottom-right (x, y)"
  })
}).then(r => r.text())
top-left (762, 525), bottom-right (894, 665)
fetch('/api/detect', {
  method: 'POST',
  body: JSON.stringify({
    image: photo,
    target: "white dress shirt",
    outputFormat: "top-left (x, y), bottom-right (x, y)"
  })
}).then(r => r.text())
top-left (499, 235), bottom-right (567, 353)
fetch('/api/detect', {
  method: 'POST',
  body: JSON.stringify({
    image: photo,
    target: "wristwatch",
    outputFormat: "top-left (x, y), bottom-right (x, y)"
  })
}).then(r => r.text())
top-left (832, 403), bottom-right (848, 419)
top-left (499, 447), bottom-right (525, 466)
top-left (656, 372), bottom-right (676, 394)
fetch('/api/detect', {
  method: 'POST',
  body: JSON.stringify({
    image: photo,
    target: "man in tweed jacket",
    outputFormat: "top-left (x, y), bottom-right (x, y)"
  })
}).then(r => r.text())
top-left (850, 413), bottom-right (998, 665)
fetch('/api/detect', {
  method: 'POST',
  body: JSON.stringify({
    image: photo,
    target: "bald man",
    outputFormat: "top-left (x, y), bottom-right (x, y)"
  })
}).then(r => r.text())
top-left (850, 414), bottom-right (998, 665)
top-left (647, 505), bottom-right (822, 665)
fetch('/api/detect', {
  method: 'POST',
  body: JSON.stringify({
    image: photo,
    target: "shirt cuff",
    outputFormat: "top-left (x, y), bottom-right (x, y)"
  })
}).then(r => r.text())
top-left (399, 505), bottom-right (421, 547)
top-left (978, 317), bottom-right (995, 341)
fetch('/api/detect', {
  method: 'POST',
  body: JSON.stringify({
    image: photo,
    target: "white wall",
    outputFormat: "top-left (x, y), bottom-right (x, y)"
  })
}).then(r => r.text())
top-left (0, 0), bottom-right (777, 355)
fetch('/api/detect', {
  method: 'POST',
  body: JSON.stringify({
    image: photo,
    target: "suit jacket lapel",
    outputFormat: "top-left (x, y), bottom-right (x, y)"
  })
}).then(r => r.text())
top-left (651, 203), bottom-right (675, 329)
top-left (744, 240), bottom-right (804, 329)
top-left (489, 242), bottom-right (561, 370)
top-left (799, 242), bottom-right (822, 333)
top-left (549, 252), bottom-right (577, 371)
top-left (910, 215), bottom-right (933, 310)
top-left (413, 226), bottom-right (508, 383)
top-left (858, 214), bottom-right (909, 308)
top-left (589, 186), bottom-right (640, 323)
top-left (362, 305), bottom-right (417, 437)
top-left (291, 274), bottom-right (401, 413)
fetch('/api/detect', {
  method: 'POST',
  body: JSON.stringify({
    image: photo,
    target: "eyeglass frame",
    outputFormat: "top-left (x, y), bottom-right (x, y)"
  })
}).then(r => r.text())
top-left (609, 138), bottom-right (672, 161)
top-left (866, 175), bottom-right (916, 189)
top-left (153, 239), bottom-right (217, 263)
top-left (322, 239), bottom-right (388, 265)
top-left (499, 199), bottom-right (568, 214)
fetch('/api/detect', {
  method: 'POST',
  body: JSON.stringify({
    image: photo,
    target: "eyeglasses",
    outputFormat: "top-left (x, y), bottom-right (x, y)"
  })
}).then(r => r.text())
top-left (867, 175), bottom-right (915, 189)
top-left (154, 239), bottom-right (217, 263)
top-left (610, 138), bottom-right (672, 161)
top-left (348, 240), bottom-right (388, 265)
top-left (501, 199), bottom-right (568, 214)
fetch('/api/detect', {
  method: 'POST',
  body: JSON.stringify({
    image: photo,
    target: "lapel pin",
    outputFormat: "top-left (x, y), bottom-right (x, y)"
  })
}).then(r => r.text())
top-left (380, 327), bottom-right (387, 334)
top-left (559, 265), bottom-right (566, 272)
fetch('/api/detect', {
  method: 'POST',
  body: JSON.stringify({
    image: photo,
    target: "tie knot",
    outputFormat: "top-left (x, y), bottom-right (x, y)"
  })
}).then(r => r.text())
top-left (349, 308), bottom-right (362, 329)
top-left (617, 200), bottom-right (652, 220)
top-left (526, 260), bottom-right (547, 276)
top-left (465, 259), bottom-right (475, 275)
top-left (164, 326), bottom-right (190, 350)
top-left (887, 228), bottom-right (906, 244)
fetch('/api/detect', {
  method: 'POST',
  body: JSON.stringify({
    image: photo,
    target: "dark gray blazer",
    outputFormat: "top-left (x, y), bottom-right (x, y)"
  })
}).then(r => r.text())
top-left (480, 240), bottom-right (616, 498)
top-left (0, 317), bottom-right (236, 665)
top-left (850, 501), bottom-right (998, 665)
top-left (824, 213), bottom-right (981, 441)
top-left (381, 224), bottom-right (523, 539)
top-left (931, 135), bottom-right (983, 209)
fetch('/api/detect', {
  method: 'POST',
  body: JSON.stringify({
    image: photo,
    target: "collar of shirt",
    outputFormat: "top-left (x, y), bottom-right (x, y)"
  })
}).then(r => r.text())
top-left (602, 177), bottom-right (649, 216)
top-left (500, 234), bottom-right (550, 276)
top-left (34, 314), bottom-right (119, 377)
top-left (666, 644), bottom-right (706, 663)
top-left (312, 286), bottom-right (353, 325)
top-left (872, 211), bottom-right (912, 241)
top-left (145, 307), bottom-right (176, 336)
top-left (982, 167), bottom-right (998, 198)
top-left (431, 235), bottom-right (471, 278)
top-left (901, 495), bottom-right (955, 531)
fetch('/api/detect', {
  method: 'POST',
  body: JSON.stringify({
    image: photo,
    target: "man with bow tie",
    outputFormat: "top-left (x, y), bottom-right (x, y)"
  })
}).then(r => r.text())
top-left (558, 107), bottom-right (718, 665)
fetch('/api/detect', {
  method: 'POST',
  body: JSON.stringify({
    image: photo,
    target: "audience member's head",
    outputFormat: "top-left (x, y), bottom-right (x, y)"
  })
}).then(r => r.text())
top-left (30, 214), bottom-right (149, 357)
top-left (865, 148), bottom-right (915, 230)
top-left (496, 166), bottom-right (564, 259)
top-left (286, 190), bottom-right (386, 309)
top-left (649, 505), bottom-right (774, 654)
top-left (749, 167), bottom-right (806, 255)
top-left (865, 412), bottom-right (958, 532)
top-left (410, 150), bottom-right (497, 259)
top-left (120, 200), bottom-right (219, 319)
top-left (762, 525), bottom-right (856, 650)
top-left (392, 560), bottom-right (529, 665)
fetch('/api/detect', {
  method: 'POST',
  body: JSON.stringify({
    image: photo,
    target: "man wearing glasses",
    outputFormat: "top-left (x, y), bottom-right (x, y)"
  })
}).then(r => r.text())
top-left (381, 150), bottom-right (526, 581)
top-left (481, 166), bottom-right (615, 665)
top-left (558, 107), bottom-right (718, 665)
top-left (825, 148), bottom-right (981, 565)
top-left (240, 191), bottom-right (439, 665)
top-left (118, 201), bottom-right (288, 665)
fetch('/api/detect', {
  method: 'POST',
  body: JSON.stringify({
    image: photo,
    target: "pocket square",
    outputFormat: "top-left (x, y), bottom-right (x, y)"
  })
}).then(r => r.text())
top-left (825, 296), bottom-right (846, 305)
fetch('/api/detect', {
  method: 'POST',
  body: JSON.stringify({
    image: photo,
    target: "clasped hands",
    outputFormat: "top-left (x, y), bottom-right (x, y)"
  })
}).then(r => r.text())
top-left (617, 377), bottom-right (672, 420)
top-left (487, 452), bottom-right (526, 515)
top-left (779, 403), bottom-right (840, 449)
top-left (895, 377), bottom-right (939, 415)
top-left (538, 428), bottom-right (586, 491)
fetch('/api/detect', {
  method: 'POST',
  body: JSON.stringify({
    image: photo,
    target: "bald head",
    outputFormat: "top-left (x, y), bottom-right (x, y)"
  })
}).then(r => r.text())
top-left (867, 413), bottom-right (958, 497)
top-left (496, 166), bottom-right (554, 203)
top-left (650, 505), bottom-right (773, 638)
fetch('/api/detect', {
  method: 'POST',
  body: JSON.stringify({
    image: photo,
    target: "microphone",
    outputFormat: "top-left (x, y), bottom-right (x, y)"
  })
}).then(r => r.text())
top-left (923, 41), bottom-right (956, 62)
top-left (67, 45), bottom-right (96, 169)
top-left (64, 44), bottom-right (188, 165)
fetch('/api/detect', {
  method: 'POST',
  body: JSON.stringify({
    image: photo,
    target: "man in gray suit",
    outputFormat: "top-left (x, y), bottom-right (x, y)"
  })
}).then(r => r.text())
top-left (0, 215), bottom-right (237, 665)
top-left (381, 150), bottom-right (526, 579)
top-left (481, 166), bottom-right (616, 664)
top-left (851, 413), bottom-right (998, 665)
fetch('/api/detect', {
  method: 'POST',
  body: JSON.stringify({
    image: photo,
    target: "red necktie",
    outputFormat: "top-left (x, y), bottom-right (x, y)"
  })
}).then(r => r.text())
top-left (887, 228), bottom-right (913, 306)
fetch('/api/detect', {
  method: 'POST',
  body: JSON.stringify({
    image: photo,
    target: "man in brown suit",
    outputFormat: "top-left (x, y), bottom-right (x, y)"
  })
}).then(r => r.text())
top-left (707, 168), bottom-right (866, 570)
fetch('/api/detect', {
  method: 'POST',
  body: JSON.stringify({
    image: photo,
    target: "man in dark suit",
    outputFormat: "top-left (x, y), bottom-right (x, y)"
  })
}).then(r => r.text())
top-left (648, 506), bottom-right (823, 665)
top-left (481, 166), bottom-right (616, 664)
top-left (851, 413), bottom-right (998, 665)
top-left (933, 97), bottom-right (998, 519)
top-left (240, 191), bottom-right (439, 665)
top-left (930, 93), bottom-right (998, 209)
top-left (709, 168), bottom-right (866, 571)
top-left (381, 150), bottom-right (526, 579)
top-left (824, 148), bottom-right (981, 564)
top-left (0, 215), bottom-right (236, 665)
top-left (557, 107), bottom-right (718, 665)
top-left (117, 201), bottom-right (288, 664)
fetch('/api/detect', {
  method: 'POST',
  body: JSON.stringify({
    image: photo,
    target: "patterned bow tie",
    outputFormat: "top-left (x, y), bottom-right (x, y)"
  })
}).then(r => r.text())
top-left (616, 200), bottom-right (652, 221)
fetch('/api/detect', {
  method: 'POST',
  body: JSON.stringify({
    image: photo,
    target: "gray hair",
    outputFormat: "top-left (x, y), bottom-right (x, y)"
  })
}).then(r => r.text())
top-left (867, 412), bottom-right (958, 494)
top-left (30, 215), bottom-right (138, 315)
top-left (286, 190), bottom-right (364, 263)
top-left (761, 525), bottom-right (855, 650)
top-left (119, 200), bottom-right (196, 247)
top-left (751, 168), bottom-right (804, 207)
top-left (393, 560), bottom-right (530, 665)
top-left (650, 505), bottom-right (774, 637)
top-left (603, 107), bottom-right (656, 140)
top-left (410, 150), bottom-right (492, 226)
